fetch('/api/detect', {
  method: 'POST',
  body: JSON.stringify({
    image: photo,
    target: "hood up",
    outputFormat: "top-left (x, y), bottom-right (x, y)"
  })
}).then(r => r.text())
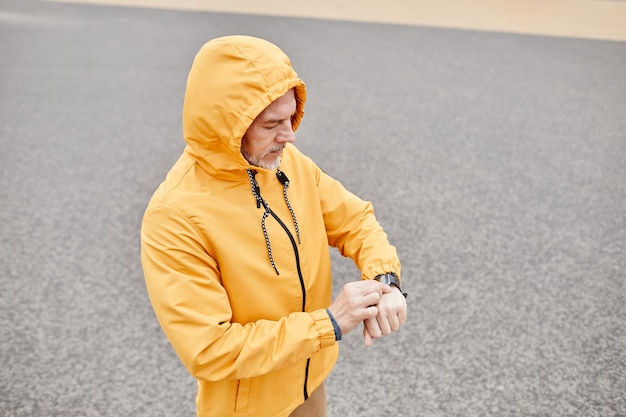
top-left (182, 35), bottom-right (307, 180)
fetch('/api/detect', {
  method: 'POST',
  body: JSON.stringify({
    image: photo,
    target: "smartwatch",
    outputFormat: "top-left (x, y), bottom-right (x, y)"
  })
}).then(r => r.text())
top-left (374, 272), bottom-right (408, 298)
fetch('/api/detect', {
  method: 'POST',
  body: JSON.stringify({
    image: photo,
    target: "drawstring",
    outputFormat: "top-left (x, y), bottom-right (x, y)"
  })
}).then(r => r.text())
top-left (246, 169), bottom-right (302, 275)
top-left (246, 169), bottom-right (278, 274)
top-left (276, 168), bottom-right (301, 244)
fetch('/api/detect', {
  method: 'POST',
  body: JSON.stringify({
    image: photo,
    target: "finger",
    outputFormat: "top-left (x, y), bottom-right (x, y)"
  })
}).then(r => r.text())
top-left (378, 282), bottom-right (393, 294)
top-left (345, 281), bottom-right (386, 302)
top-left (376, 312), bottom-right (392, 335)
top-left (364, 316), bottom-right (382, 339)
top-left (398, 304), bottom-right (408, 325)
top-left (361, 291), bottom-right (382, 308)
top-left (354, 280), bottom-right (386, 292)
top-left (363, 326), bottom-right (374, 347)
top-left (347, 305), bottom-right (378, 327)
top-left (359, 305), bottom-right (378, 322)
top-left (388, 310), bottom-right (401, 332)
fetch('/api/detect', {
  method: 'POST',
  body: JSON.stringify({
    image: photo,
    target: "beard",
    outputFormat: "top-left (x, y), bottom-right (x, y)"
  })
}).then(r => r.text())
top-left (242, 146), bottom-right (283, 170)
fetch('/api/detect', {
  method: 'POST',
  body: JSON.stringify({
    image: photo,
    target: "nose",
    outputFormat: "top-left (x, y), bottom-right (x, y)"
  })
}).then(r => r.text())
top-left (276, 120), bottom-right (296, 144)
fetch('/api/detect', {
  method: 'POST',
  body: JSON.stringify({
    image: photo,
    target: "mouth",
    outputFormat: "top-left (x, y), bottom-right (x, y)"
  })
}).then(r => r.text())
top-left (268, 147), bottom-right (284, 155)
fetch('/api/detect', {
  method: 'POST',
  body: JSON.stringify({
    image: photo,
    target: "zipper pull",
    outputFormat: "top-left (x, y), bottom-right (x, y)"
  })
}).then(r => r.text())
top-left (276, 170), bottom-right (289, 187)
top-left (254, 184), bottom-right (261, 208)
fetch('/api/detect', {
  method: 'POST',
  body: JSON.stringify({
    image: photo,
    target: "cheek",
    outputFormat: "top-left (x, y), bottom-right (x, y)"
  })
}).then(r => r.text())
top-left (241, 134), bottom-right (257, 155)
top-left (246, 131), bottom-right (273, 154)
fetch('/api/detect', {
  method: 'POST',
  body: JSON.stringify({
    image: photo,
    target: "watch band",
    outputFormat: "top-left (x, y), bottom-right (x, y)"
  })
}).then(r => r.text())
top-left (374, 272), bottom-right (408, 298)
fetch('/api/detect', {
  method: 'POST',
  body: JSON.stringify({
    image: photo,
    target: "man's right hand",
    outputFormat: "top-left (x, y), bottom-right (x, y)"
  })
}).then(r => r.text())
top-left (327, 280), bottom-right (392, 337)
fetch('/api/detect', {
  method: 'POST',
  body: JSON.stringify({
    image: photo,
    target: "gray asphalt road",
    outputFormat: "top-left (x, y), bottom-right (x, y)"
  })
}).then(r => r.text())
top-left (1, 0), bottom-right (625, 416)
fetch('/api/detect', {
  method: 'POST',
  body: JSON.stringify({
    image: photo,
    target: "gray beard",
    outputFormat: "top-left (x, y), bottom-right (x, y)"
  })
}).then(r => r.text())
top-left (256, 156), bottom-right (281, 170)
top-left (242, 149), bottom-right (282, 170)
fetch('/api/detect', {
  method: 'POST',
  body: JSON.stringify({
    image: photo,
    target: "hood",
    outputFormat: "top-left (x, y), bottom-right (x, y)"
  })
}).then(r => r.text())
top-left (182, 35), bottom-right (307, 179)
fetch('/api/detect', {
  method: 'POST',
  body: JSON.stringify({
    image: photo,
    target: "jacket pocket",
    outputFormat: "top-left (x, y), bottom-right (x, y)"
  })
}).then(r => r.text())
top-left (235, 378), bottom-right (251, 413)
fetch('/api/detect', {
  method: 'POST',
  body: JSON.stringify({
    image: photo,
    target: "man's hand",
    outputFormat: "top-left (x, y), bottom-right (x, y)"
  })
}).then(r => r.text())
top-left (363, 286), bottom-right (407, 346)
top-left (328, 280), bottom-right (392, 337)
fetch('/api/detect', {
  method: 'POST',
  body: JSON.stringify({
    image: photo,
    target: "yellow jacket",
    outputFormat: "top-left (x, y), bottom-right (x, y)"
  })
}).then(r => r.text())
top-left (141, 36), bottom-right (401, 417)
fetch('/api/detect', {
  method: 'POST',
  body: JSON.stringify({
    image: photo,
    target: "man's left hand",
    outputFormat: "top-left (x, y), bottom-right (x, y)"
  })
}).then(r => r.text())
top-left (362, 286), bottom-right (407, 346)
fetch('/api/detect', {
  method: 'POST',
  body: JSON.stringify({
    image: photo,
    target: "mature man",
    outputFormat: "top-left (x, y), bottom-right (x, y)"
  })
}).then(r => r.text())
top-left (141, 35), bottom-right (407, 417)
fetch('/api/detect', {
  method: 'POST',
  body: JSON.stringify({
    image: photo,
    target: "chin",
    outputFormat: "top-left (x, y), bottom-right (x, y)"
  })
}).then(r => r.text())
top-left (253, 156), bottom-right (281, 171)
top-left (243, 150), bottom-right (282, 170)
top-left (266, 157), bottom-right (281, 170)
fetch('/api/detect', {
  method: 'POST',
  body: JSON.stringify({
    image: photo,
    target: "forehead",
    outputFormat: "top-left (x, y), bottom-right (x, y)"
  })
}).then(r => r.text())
top-left (255, 89), bottom-right (296, 121)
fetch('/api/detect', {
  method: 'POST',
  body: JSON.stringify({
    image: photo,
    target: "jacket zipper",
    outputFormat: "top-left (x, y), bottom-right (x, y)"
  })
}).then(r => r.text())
top-left (267, 208), bottom-right (306, 311)
top-left (266, 206), bottom-right (309, 399)
top-left (248, 169), bottom-right (310, 400)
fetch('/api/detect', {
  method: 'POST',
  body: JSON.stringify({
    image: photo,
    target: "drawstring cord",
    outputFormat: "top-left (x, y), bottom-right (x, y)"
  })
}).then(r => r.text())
top-left (276, 169), bottom-right (301, 244)
top-left (246, 169), bottom-right (302, 275)
top-left (246, 169), bottom-right (278, 275)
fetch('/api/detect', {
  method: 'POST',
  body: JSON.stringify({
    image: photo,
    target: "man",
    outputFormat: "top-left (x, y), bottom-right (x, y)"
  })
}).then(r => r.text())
top-left (141, 35), bottom-right (407, 417)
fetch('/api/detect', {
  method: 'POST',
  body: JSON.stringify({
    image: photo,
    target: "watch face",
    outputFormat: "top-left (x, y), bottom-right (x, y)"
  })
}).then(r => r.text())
top-left (378, 273), bottom-right (398, 286)
top-left (376, 273), bottom-right (406, 298)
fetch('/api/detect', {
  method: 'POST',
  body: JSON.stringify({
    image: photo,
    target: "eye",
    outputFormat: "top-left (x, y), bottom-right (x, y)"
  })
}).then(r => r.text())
top-left (262, 122), bottom-right (279, 130)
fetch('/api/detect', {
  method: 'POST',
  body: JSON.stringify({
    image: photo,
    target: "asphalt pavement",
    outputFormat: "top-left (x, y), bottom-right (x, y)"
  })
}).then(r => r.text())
top-left (1, 0), bottom-right (625, 416)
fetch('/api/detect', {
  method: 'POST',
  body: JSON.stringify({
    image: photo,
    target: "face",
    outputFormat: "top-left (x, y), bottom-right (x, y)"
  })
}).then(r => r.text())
top-left (241, 89), bottom-right (297, 170)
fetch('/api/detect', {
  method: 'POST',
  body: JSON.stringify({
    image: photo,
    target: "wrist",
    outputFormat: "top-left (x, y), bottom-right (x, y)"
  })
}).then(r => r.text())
top-left (374, 272), bottom-right (408, 298)
top-left (326, 309), bottom-right (342, 341)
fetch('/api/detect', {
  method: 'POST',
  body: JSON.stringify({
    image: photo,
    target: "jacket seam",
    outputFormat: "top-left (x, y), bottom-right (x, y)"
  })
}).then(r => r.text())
top-left (147, 204), bottom-right (213, 257)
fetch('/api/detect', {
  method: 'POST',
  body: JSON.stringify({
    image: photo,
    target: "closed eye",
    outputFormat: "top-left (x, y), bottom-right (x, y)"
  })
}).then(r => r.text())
top-left (261, 111), bottom-right (296, 130)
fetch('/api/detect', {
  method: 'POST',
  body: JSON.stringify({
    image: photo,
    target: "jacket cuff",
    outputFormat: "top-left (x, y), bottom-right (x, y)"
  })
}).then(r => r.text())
top-left (362, 262), bottom-right (402, 284)
top-left (310, 309), bottom-right (337, 349)
top-left (325, 309), bottom-right (342, 341)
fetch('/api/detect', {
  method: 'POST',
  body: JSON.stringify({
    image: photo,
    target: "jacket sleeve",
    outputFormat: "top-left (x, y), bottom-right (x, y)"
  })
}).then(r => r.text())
top-left (141, 205), bottom-right (337, 382)
top-left (315, 167), bottom-right (402, 281)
